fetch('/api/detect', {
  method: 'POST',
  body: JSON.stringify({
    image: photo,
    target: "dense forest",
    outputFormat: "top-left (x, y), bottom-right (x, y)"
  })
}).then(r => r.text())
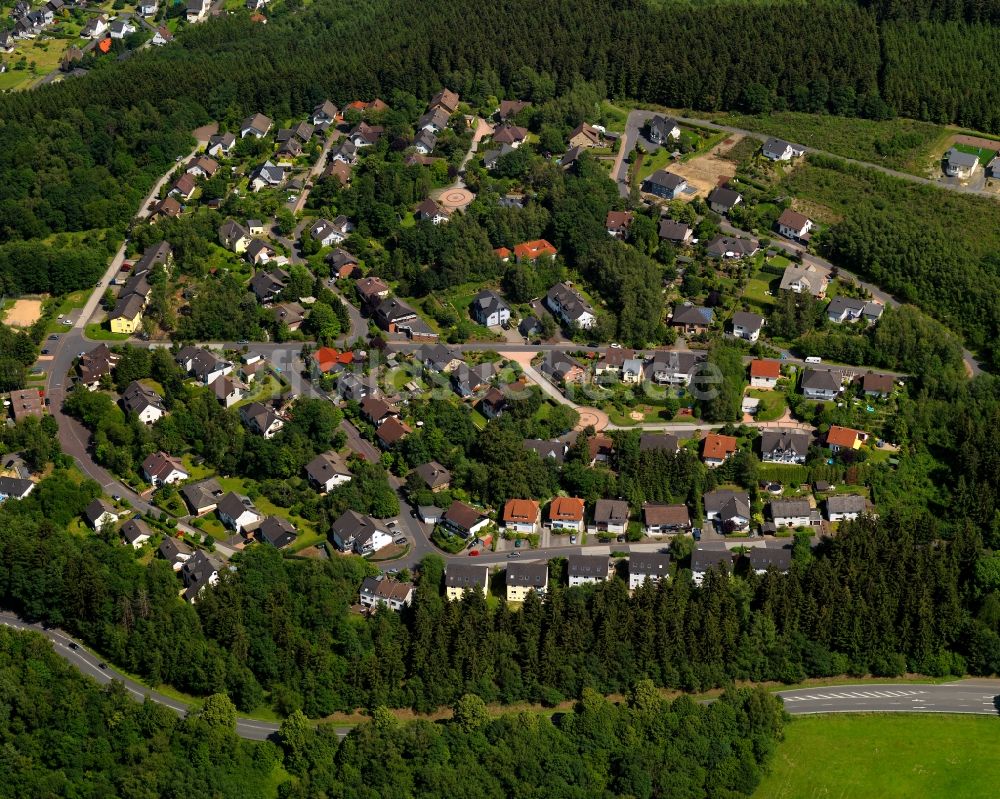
top-left (0, 625), bottom-right (785, 798)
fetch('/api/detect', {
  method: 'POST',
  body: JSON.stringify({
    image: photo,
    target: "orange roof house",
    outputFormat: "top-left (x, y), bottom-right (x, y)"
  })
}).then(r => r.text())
top-left (513, 239), bottom-right (557, 262)
top-left (825, 425), bottom-right (862, 450)
top-left (702, 433), bottom-right (738, 465)
top-left (494, 246), bottom-right (512, 261)
top-left (312, 347), bottom-right (354, 373)
top-left (502, 498), bottom-right (540, 525)
top-left (549, 496), bottom-right (585, 523)
top-left (749, 359), bottom-right (781, 380)
top-left (97, 37), bottom-right (112, 53)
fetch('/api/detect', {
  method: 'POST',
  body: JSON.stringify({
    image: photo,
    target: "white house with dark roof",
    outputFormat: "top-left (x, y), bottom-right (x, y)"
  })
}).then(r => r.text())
top-left (801, 368), bottom-right (842, 400)
top-left (646, 115), bottom-right (680, 145)
top-left (84, 499), bottom-right (118, 530)
top-left (121, 519), bottom-right (153, 549)
top-left (121, 381), bottom-right (165, 424)
top-left (703, 489), bottom-right (750, 533)
top-left (776, 209), bottom-right (813, 241)
top-left (707, 187), bottom-right (742, 215)
top-left (691, 546), bottom-right (734, 586)
top-left (770, 498), bottom-right (812, 529)
top-left (567, 555), bottom-right (611, 587)
top-left (471, 289), bottom-right (510, 327)
top-left (730, 311), bottom-right (764, 342)
top-left (629, 552), bottom-right (671, 590)
top-left (305, 451), bottom-right (352, 492)
top-left (216, 492), bottom-right (263, 533)
top-left (642, 169), bottom-right (687, 199)
top-left (762, 138), bottom-right (805, 161)
top-left (141, 451), bottom-right (188, 487)
top-left (240, 113), bottom-right (273, 139)
top-left (760, 430), bottom-right (811, 464)
top-left (546, 282), bottom-right (596, 329)
top-left (826, 494), bottom-right (869, 522)
top-left (944, 147), bottom-right (980, 179)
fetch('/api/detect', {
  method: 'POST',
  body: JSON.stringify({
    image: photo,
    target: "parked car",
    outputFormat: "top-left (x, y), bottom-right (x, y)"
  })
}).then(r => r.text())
top-left (394, 537), bottom-right (407, 546)
top-left (507, 552), bottom-right (520, 558)
top-left (468, 550), bottom-right (480, 557)
top-left (570, 534), bottom-right (577, 544)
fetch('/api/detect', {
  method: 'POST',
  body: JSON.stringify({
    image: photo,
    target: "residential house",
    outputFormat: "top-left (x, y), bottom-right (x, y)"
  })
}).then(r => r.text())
top-left (445, 563), bottom-right (489, 601)
top-left (84, 498), bottom-right (118, 530)
top-left (523, 439), bottom-right (567, 463)
top-left (249, 267), bottom-right (288, 303)
top-left (647, 115), bottom-right (680, 144)
top-left (749, 359), bottom-right (781, 389)
top-left (417, 343), bottom-right (463, 374)
top-left (595, 347), bottom-right (636, 379)
top-left (417, 505), bottom-right (443, 524)
top-left (108, 293), bottom-right (145, 335)
top-left (702, 433), bottom-right (738, 467)
top-left (506, 561), bottom-right (549, 602)
top-left (749, 547), bottom-right (793, 575)
top-left (642, 502), bottom-right (690, 535)
top-left (502, 498), bottom-right (540, 535)
top-left (373, 297), bottom-right (419, 333)
top-left (546, 281), bottom-right (596, 329)
top-left (376, 417), bottom-right (412, 448)
top-left (331, 139), bottom-right (358, 165)
top-left (326, 248), bottom-right (359, 279)
top-left (647, 350), bottom-right (704, 385)
top-left (349, 121), bottom-right (384, 147)
top-left (827, 297), bottom-right (883, 325)
top-left (567, 555), bottom-right (611, 587)
top-left (442, 500), bottom-right (489, 539)
top-left (418, 106), bottom-right (451, 134)
top-left (206, 132), bottom-right (236, 157)
top-left (944, 147), bottom-right (980, 178)
top-left (181, 551), bottom-right (221, 603)
top-left (639, 432), bottom-right (679, 453)
top-left (548, 496), bottom-right (585, 532)
top-left (731, 311), bottom-right (764, 342)
top-left (248, 160), bottom-right (284, 191)
top-left (761, 138), bottom-right (805, 161)
top-left (186, 155), bottom-right (219, 180)
top-left (359, 577), bottom-right (414, 611)
top-left (706, 235), bottom-right (759, 259)
top-left (760, 430), bottom-right (811, 464)
top-left (497, 99), bottom-right (530, 120)
top-left (219, 219), bottom-right (252, 253)
top-left (642, 170), bottom-right (687, 199)
top-left (132, 240), bottom-right (173, 276)
top-left (513, 239), bottom-right (557, 262)
top-left (361, 396), bottom-right (398, 426)
top-left (588, 499), bottom-right (629, 535)
top-left (158, 536), bottom-right (192, 571)
top-left (181, 477), bottom-right (224, 516)
top-left (988, 154), bottom-right (1000, 180)
top-left (310, 217), bottom-right (351, 247)
top-left (483, 143), bottom-right (515, 170)
top-left (208, 374), bottom-right (245, 408)
top-left (272, 301), bottom-right (306, 331)
top-left (240, 113), bottom-right (273, 139)
top-left (108, 18), bottom-right (136, 38)
top-left (331, 509), bottom-right (391, 554)
top-left (254, 516), bottom-right (297, 548)
top-left (802, 368), bottom-right (842, 400)
top-left (770, 498), bottom-right (812, 528)
top-left (121, 381), bottom-right (165, 424)
top-left (588, 434), bottom-right (614, 466)
top-left (80, 14), bottom-right (107, 37)
top-left (413, 461), bottom-right (451, 492)
top-left (707, 186), bottom-right (742, 215)
top-left (355, 276), bottom-right (390, 307)
top-left (338, 372), bottom-right (372, 402)
top-left (629, 552), bottom-right (671, 590)
top-left (414, 197), bottom-right (451, 225)
top-left (245, 239), bottom-right (280, 267)
top-left (471, 289), bottom-right (510, 327)
top-left (691, 546), bottom-right (735, 586)
top-left (413, 129), bottom-right (437, 155)
top-left (312, 100), bottom-right (339, 126)
top-left (658, 219), bottom-right (693, 246)
top-left (825, 425), bottom-right (863, 452)
top-left (779, 263), bottom-right (828, 297)
top-left (826, 493), bottom-right (869, 522)
top-left (140, 1), bottom-right (160, 17)
top-left (703, 489), bottom-right (751, 532)
top-left (429, 87), bottom-right (460, 114)
top-left (862, 373), bottom-right (894, 398)
top-left (9, 388), bottom-right (43, 422)
top-left (621, 358), bottom-right (644, 384)
top-left (0, 477), bottom-right (34, 502)
top-left (670, 304), bottom-right (713, 334)
top-left (492, 124), bottom-right (528, 148)
top-left (240, 401), bottom-right (284, 438)
top-left (178, 347), bottom-right (233, 386)
top-left (185, 0), bottom-right (208, 22)
top-left (305, 451), bottom-right (352, 492)
top-left (141, 451), bottom-right (188, 487)
top-left (559, 145), bottom-right (584, 169)
top-left (451, 361), bottom-right (496, 398)
top-left (776, 208), bottom-right (813, 241)
top-left (605, 210), bottom-right (633, 239)
top-left (216, 492), bottom-right (263, 533)
top-left (479, 385), bottom-right (508, 419)
top-left (121, 519), bottom-right (152, 549)
top-left (567, 122), bottom-right (601, 149)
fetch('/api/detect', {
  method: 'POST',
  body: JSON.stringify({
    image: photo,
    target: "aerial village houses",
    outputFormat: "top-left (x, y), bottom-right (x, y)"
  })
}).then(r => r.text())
top-left (445, 563), bottom-right (489, 601)
top-left (506, 561), bottom-right (548, 602)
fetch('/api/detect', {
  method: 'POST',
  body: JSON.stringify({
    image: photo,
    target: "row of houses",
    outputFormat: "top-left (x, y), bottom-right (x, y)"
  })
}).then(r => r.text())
top-left (108, 240), bottom-right (173, 334)
top-left (354, 274), bottom-right (439, 341)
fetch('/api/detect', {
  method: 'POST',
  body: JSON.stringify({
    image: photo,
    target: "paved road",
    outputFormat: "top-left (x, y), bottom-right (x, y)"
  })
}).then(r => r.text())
top-left (777, 681), bottom-right (1000, 716)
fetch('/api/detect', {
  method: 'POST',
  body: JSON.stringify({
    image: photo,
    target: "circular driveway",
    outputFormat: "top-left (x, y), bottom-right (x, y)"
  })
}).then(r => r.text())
top-left (438, 187), bottom-right (475, 211)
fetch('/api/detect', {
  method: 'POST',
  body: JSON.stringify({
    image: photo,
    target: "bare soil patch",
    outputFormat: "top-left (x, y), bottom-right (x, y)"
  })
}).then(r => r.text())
top-left (667, 135), bottom-right (743, 199)
top-left (4, 298), bottom-right (43, 327)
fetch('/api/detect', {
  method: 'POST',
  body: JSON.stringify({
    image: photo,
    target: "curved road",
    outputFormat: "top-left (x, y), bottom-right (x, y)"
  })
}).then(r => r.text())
top-left (4, 610), bottom-right (995, 744)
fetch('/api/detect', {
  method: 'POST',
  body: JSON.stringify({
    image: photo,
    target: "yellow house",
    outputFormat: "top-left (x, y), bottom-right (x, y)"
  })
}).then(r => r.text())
top-left (109, 294), bottom-right (144, 334)
top-left (444, 563), bottom-right (489, 601)
top-left (505, 561), bottom-right (548, 602)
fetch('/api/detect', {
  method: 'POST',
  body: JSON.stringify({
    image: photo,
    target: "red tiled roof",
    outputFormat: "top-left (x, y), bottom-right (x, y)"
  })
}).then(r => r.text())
top-left (703, 434), bottom-right (738, 460)
top-left (826, 426), bottom-right (860, 448)
top-left (513, 239), bottom-right (556, 260)
top-left (502, 498), bottom-right (540, 523)
top-left (549, 496), bottom-right (585, 522)
top-left (750, 359), bottom-right (781, 379)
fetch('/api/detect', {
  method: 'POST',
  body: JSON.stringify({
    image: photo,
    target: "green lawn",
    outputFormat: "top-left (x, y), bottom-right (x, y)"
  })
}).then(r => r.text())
top-left (952, 142), bottom-right (996, 165)
top-left (743, 275), bottom-right (778, 308)
top-left (747, 388), bottom-right (786, 422)
top-left (215, 476), bottom-right (318, 540)
top-left (756, 714), bottom-right (1000, 799)
top-left (84, 323), bottom-right (131, 341)
top-left (637, 146), bottom-right (677, 182)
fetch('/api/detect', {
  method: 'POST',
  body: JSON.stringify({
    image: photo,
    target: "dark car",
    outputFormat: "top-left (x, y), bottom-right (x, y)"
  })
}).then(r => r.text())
top-left (98, 662), bottom-right (107, 669)
top-left (507, 552), bottom-right (520, 558)
top-left (41, 348), bottom-right (49, 355)
top-left (48, 334), bottom-right (59, 341)
top-left (394, 537), bottom-right (407, 546)
top-left (68, 642), bottom-right (78, 650)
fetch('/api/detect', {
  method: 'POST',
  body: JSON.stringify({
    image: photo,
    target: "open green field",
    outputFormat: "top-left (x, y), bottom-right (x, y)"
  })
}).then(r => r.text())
top-left (952, 142), bottom-right (996, 165)
top-left (717, 111), bottom-right (949, 175)
top-left (756, 714), bottom-right (1000, 798)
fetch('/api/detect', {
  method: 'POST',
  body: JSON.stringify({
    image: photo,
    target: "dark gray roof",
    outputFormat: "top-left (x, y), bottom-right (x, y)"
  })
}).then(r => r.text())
top-left (121, 518), bottom-right (152, 545)
top-left (706, 235), bottom-right (759, 258)
top-left (827, 494), bottom-right (868, 514)
top-left (181, 478), bottom-right (223, 512)
top-left (644, 170), bottom-right (685, 190)
top-left (691, 546), bottom-right (734, 573)
top-left (414, 461), bottom-right (451, 489)
top-left (770, 498), bottom-right (812, 518)
top-left (593, 499), bottom-right (629, 524)
top-left (305, 451), bottom-right (351, 485)
top-left (732, 311), bottom-right (764, 332)
top-left (506, 561), bottom-right (548, 587)
top-left (567, 555), bottom-right (609, 578)
top-left (707, 186), bottom-right (742, 210)
top-left (445, 563), bottom-right (489, 589)
top-left (630, 551), bottom-right (671, 577)
top-left (703, 489), bottom-right (751, 520)
top-left (760, 430), bottom-right (811, 458)
top-left (159, 536), bottom-right (192, 563)
top-left (121, 381), bottom-right (164, 415)
top-left (523, 439), bottom-right (566, 462)
top-left (671, 304), bottom-right (714, 326)
top-left (84, 498), bottom-right (116, 526)
top-left (749, 546), bottom-right (792, 572)
top-left (472, 289), bottom-right (509, 320)
top-left (658, 219), bottom-right (691, 241)
top-left (0, 476), bottom-right (33, 499)
top-left (946, 147), bottom-right (980, 169)
top-left (256, 516), bottom-right (297, 548)
top-left (801, 369), bottom-right (842, 392)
